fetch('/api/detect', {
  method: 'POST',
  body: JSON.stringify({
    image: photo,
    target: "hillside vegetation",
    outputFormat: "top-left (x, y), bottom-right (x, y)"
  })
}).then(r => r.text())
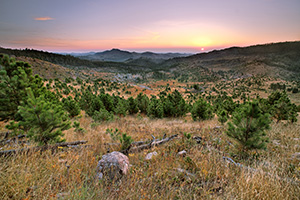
top-left (0, 43), bottom-right (300, 199)
top-left (163, 41), bottom-right (300, 81)
top-left (1, 41), bottom-right (300, 82)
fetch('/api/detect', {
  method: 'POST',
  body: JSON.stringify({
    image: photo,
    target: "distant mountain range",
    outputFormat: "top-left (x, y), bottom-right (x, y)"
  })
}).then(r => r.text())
top-left (76, 48), bottom-right (191, 62)
top-left (1, 41), bottom-right (300, 81)
top-left (161, 41), bottom-right (300, 81)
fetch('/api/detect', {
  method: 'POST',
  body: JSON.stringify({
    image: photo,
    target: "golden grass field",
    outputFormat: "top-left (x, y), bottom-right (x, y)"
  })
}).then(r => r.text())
top-left (0, 112), bottom-right (299, 199)
top-left (0, 75), bottom-right (299, 199)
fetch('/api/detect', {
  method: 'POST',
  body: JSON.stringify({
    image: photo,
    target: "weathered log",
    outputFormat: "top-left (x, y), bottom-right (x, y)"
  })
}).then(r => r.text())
top-left (122, 134), bottom-right (178, 154)
top-left (223, 156), bottom-right (300, 185)
top-left (0, 140), bottom-right (88, 157)
top-left (0, 134), bottom-right (27, 145)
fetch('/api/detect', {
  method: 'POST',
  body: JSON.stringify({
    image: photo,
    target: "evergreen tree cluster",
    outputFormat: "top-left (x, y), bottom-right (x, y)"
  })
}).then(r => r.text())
top-left (0, 54), bottom-right (71, 145)
top-left (1, 53), bottom-right (298, 152)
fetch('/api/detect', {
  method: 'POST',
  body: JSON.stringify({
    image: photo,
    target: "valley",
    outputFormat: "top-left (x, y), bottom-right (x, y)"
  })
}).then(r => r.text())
top-left (0, 41), bottom-right (300, 199)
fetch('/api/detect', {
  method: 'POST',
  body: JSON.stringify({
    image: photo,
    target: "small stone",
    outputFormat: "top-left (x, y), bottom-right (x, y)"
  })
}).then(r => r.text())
top-left (177, 150), bottom-right (187, 157)
top-left (96, 151), bottom-right (129, 180)
top-left (145, 151), bottom-right (158, 160)
top-left (272, 140), bottom-right (281, 146)
top-left (213, 126), bottom-right (222, 130)
top-left (192, 136), bottom-right (202, 144)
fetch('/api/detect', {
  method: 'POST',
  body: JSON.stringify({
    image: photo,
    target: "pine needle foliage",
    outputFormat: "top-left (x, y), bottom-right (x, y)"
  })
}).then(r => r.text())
top-left (191, 98), bottom-right (213, 121)
top-left (17, 88), bottom-right (71, 145)
top-left (227, 101), bottom-right (271, 153)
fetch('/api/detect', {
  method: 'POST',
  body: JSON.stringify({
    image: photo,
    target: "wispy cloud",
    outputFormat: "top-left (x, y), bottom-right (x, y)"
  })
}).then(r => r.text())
top-left (34, 17), bottom-right (54, 21)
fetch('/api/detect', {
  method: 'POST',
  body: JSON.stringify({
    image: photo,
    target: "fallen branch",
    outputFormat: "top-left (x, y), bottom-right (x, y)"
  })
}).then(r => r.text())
top-left (223, 156), bottom-right (300, 185)
top-left (0, 140), bottom-right (88, 157)
top-left (0, 134), bottom-right (27, 145)
top-left (122, 134), bottom-right (178, 154)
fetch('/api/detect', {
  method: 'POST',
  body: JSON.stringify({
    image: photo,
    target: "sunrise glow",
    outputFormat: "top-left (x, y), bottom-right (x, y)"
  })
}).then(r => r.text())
top-left (1, 0), bottom-right (299, 53)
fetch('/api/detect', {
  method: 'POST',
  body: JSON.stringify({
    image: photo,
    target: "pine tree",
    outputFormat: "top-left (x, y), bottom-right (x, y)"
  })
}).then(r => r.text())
top-left (62, 96), bottom-right (81, 118)
top-left (0, 55), bottom-right (32, 121)
top-left (92, 108), bottom-right (114, 122)
top-left (191, 98), bottom-right (213, 121)
top-left (17, 88), bottom-right (71, 145)
top-left (147, 96), bottom-right (164, 118)
top-left (272, 92), bottom-right (298, 123)
top-left (127, 97), bottom-right (139, 115)
top-left (114, 98), bottom-right (127, 117)
top-left (217, 109), bottom-right (228, 125)
top-left (226, 101), bottom-right (270, 154)
top-left (136, 93), bottom-right (149, 114)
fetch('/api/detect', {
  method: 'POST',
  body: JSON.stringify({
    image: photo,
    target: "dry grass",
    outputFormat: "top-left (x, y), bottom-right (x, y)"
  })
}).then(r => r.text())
top-left (1, 114), bottom-right (299, 200)
top-left (0, 75), bottom-right (299, 199)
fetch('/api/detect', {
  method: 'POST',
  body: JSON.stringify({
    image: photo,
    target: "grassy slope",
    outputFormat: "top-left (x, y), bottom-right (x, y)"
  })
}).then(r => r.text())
top-left (163, 41), bottom-right (300, 81)
top-left (0, 74), bottom-right (299, 199)
top-left (0, 45), bottom-right (300, 199)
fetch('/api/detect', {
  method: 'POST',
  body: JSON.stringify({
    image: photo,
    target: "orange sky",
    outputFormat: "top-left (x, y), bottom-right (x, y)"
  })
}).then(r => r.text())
top-left (1, 0), bottom-right (300, 53)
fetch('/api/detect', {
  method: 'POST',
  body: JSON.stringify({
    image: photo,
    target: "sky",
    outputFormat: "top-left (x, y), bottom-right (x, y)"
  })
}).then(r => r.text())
top-left (0, 0), bottom-right (299, 53)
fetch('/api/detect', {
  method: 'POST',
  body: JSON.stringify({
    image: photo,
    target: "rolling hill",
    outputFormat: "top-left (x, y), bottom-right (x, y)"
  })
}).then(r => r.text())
top-left (1, 41), bottom-right (300, 81)
top-left (162, 41), bottom-right (300, 81)
top-left (78, 48), bottom-right (190, 62)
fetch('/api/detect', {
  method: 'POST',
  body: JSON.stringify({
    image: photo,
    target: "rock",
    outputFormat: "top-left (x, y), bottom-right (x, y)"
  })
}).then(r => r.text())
top-left (272, 140), bottom-right (281, 146)
top-left (213, 126), bottom-right (222, 130)
top-left (175, 168), bottom-right (196, 177)
top-left (192, 136), bottom-right (202, 144)
top-left (96, 151), bottom-right (129, 180)
top-left (145, 151), bottom-right (158, 160)
top-left (177, 150), bottom-right (187, 157)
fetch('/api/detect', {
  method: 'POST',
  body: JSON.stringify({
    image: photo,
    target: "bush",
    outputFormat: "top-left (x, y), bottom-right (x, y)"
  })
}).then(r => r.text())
top-left (191, 98), bottom-right (213, 121)
top-left (147, 96), bottom-right (164, 118)
top-left (92, 109), bottom-right (114, 122)
top-left (226, 101), bottom-right (270, 155)
top-left (17, 88), bottom-right (71, 145)
top-left (62, 96), bottom-right (81, 118)
top-left (120, 133), bottom-right (133, 151)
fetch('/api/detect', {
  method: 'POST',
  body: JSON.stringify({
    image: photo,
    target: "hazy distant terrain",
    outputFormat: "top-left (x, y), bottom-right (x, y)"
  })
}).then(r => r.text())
top-left (77, 48), bottom-right (191, 62)
top-left (1, 41), bottom-right (300, 81)
top-left (162, 41), bottom-right (300, 81)
top-left (1, 41), bottom-right (300, 200)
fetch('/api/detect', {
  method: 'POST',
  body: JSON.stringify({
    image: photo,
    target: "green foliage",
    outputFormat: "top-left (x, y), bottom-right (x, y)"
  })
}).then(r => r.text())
top-left (114, 98), bottom-right (127, 116)
top-left (120, 133), bottom-right (133, 151)
top-left (17, 88), bottom-right (71, 145)
top-left (183, 132), bottom-right (191, 140)
top-left (217, 109), bottom-right (228, 125)
top-left (267, 91), bottom-right (298, 123)
top-left (272, 94), bottom-right (298, 123)
top-left (62, 96), bottom-right (81, 118)
top-left (270, 83), bottom-right (286, 90)
top-left (162, 90), bottom-right (188, 117)
top-left (99, 93), bottom-right (115, 112)
top-left (5, 121), bottom-right (24, 136)
top-left (0, 55), bottom-right (32, 121)
top-left (92, 109), bottom-right (114, 122)
top-left (191, 98), bottom-right (213, 121)
top-left (226, 101), bottom-right (271, 154)
top-left (147, 96), bottom-right (164, 118)
top-left (127, 97), bottom-right (139, 115)
top-left (105, 128), bottom-right (120, 142)
top-left (136, 93), bottom-right (149, 114)
top-left (73, 121), bottom-right (85, 133)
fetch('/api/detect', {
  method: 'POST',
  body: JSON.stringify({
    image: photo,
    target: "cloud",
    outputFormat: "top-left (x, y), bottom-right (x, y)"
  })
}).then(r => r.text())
top-left (34, 17), bottom-right (54, 21)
